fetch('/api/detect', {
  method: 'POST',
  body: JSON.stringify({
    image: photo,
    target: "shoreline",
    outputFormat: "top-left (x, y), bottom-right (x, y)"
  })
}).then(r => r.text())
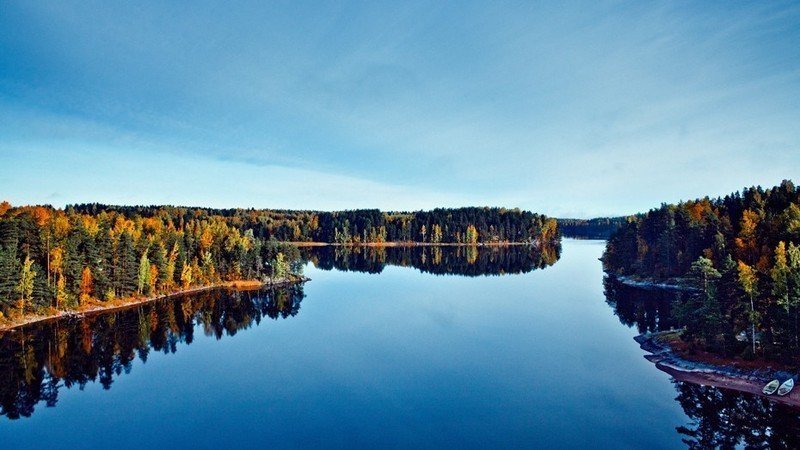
top-left (607, 273), bottom-right (699, 292)
top-left (290, 241), bottom-right (550, 247)
top-left (636, 331), bottom-right (800, 408)
top-left (0, 275), bottom-right (309, 334)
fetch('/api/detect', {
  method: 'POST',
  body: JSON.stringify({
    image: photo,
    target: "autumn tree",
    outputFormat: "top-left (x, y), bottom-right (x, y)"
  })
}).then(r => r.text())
top-left (17, 256), bottom-right (36, 316)
top-left (771, 242), bottom-right (791, 342)
top-left (431, 224), bottom-right (443, 243)
top-left (165, 243), bottom-right (178, 290)
top-left (272, 252), bottom-right (289, 280)
top-left (138, 251), bottom-right (151, 295)
top-left (738, 261), bottom-right (760, 355)
top-left (180, 260), bottom-right (193, 289)
top-left (79, 267), bottom-right (93, 305)
top-left (465, 225), bottom-right (479, 244)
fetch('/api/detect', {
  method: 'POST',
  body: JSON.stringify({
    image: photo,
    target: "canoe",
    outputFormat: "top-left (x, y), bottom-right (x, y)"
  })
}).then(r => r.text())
top-left (763, 379), bottom-right (780, 395)
top-left (778, 378), bottom-right (795, 396)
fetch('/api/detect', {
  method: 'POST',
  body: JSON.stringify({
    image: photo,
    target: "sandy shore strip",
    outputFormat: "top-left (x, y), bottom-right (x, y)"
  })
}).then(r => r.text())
top-left (289, 241), bottom-right (546, 247)
top-left (0, 276), bottom-right (309, 334)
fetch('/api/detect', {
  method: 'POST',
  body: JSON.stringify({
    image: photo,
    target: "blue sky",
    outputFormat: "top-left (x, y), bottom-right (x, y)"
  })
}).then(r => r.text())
top-left (1, 1), bottom-right (799, 218)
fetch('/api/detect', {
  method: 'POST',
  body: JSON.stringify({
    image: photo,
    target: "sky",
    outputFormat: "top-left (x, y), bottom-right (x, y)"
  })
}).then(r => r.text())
top-left (1, 1), bottom-right (799, 218)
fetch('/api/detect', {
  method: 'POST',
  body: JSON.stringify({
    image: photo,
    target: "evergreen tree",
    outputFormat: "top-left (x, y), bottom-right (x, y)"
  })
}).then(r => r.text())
top-left (0, 247), bottom-right (19, 313)
top-left (115, 232), bottom-right (138, 297)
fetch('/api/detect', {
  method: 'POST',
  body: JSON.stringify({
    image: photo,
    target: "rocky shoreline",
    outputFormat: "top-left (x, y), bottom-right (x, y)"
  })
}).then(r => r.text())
top-left (610, 274), bottom-right (700, 292)
top-left (637, 331), bottom-right (800, 408)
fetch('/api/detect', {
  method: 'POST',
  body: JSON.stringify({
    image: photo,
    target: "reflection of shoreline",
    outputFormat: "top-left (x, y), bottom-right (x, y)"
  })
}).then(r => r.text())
top-left (606, 273), bottom-right (699, 292)
top-left (291, 241), bottom-right (551, 247)
top-left (301, 244), bottom-right (560, 277)
top-left (605, 275), bottom-right (800, 410)
top-left (0, 276), bottom-right (308, 334)
top-left (636, 332), bottom-right (800, 409)
top-left (0, 284), bottom-right (307, 420)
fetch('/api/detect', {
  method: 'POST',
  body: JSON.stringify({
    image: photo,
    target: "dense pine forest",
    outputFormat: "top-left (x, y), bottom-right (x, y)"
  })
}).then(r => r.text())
top-left (603, 181), bottom-right (800, 361)
top-left (0, 203), bottom-right (558, 321)
top-left (557, 217), bottom-right (628, 239)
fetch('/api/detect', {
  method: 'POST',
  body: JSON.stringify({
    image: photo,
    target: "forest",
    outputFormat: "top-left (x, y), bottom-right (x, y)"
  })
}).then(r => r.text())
top-left (0, 202), bottom-right (302, 321)
top-left (557, 217), bottom-right (628, 239)
top-left (0, 203), bottom-right (558, 321)
top-left (602, 180), bottom-right (800, 361)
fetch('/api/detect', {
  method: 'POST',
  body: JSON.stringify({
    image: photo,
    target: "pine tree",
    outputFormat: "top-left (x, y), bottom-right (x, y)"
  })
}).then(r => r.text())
top-left (152, 243), bottom-right (168, 292)
top-left (0, 247), bottom-right (19, 313)
top-left (115, 231), bottom-right (138, 297)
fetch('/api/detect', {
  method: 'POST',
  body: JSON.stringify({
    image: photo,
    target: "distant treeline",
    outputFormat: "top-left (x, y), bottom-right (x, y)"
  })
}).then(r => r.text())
top-left (557, 217), bottom-right (628, 239)
top-left (301, 244), bottom-right (560, 277)
top-left (602, 180), bottom-right (800, 360)
top-left (71, 204), bottom-right (559, 245)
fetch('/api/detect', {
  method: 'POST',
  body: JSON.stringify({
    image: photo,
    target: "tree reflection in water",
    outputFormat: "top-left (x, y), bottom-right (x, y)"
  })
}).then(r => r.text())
top-left (301, 244), bottom-right (560, 277)
top-left (674, 381), bottom-right (800, 449)
top-left (603, 276), bottom-right (679, 334)
top-left (0, 284), bottom-right (305, 420)
top-left (604, 276), bottom-right (800, 448)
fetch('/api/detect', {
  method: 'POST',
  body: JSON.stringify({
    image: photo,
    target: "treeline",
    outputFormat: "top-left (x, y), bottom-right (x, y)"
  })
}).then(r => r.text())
top-left (602, 180), bottom-right (800, 360)
top-left (557, 217), bottom-right (628, 239)
top-left (70, 204), bottom-right (559, 245)
top-left (301, 244), bottom-right (560, 277)
top-left (0, 201), bottom-right (301, 319)
top-left (0, 285), bottom-right (305, 420)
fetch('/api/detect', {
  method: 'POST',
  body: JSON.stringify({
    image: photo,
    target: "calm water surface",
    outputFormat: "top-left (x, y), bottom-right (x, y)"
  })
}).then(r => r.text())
top-left (1, 240), bottom-right (798, 448)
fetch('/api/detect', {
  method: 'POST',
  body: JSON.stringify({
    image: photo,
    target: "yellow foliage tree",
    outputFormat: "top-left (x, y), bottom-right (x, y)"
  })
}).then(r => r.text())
top-left (79, 267), bottom-right (93, 306)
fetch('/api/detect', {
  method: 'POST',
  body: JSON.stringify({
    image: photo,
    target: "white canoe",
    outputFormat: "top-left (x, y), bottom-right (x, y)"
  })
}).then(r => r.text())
top-left (763, 379), bottom-right (780, 395)
top-left (778, 378), bottom-right (795, 396)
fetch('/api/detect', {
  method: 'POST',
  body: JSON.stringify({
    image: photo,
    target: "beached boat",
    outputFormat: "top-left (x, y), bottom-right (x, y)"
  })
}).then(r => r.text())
top-left (763, 379), bottom-right (780, 395)
top-left (778, 378), bottom-right (794, 396)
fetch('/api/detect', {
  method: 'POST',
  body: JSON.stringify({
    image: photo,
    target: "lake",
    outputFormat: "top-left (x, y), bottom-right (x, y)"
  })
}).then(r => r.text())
top-left (2, 239), bottom-right (799, 448)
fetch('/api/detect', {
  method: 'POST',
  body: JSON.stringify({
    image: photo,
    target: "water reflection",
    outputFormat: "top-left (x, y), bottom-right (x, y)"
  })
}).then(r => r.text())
top-left (0, 284), bottom-right (305, 420)
top-left (301, 244), bottom-right (560, 276)
top-left (603, 276), bottom-right (679, 334)
top-left (603, 276), bottom-right (800, 447)
top-left (674, 381), bottom-right (800, 449)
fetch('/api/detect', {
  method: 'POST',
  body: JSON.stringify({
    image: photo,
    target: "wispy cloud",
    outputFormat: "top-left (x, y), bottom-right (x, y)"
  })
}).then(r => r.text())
top-left (1, 1), bottom-right (798, 217)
